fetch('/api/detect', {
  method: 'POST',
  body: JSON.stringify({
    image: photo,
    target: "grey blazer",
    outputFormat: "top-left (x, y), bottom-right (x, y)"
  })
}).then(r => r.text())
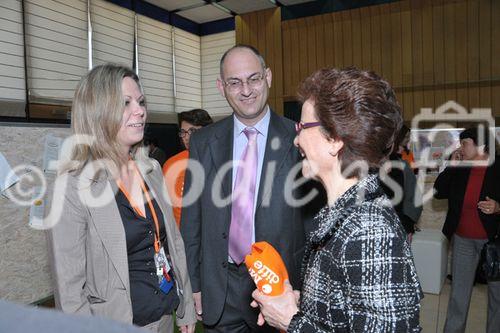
top-left (180, 111), bottom-right (307, 326)
top-left (47, 158), bottom-right (196, 326)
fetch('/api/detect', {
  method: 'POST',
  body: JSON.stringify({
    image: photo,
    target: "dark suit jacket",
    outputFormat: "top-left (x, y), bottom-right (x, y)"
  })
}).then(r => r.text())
top-left (434, 156), bottom-right (500, 240)
top-left (180, 111), bottom-right (307, 326)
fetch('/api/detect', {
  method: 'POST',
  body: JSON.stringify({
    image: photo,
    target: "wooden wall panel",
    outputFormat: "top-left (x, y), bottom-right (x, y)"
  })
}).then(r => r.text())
top-left (360, 7), bottom-right (372, 70)
top-left (315, 16), bottom-right (326, 69)
top-left (235, 8), bottom-right (283, 115)
top-left (333, 12), bottom-right (344, 69)
top-left (467, 0), bottom-right (480, 108)
top-left (411, 0), bottom-right (424, 120)
top-left (306, 17), bottom-right (317, 75)
top-left (370, 5), bottom-right (382, 75)
top-left (342, 11), bottom-right (353, 68)
top-left (323, 14), bottom-right (334, 68)
top-left (280, 0), bottom-right (499, 119)
top-left (421, 0), bottom-right (434, 109)
top-left (351, 8), bottom-right (363, 69)
top-left (380, 4), bottom-right (393, 84)
top-left (478, 0), bottom-right (492, 109)
top-left (400, 0), bottom-right (413, 119)
top-left (491, 0), bottom-right (500, 118)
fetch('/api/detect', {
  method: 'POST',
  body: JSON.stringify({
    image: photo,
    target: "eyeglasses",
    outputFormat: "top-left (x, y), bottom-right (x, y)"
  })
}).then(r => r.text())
top-left (223, 73), bottom-right (266, 92)
top-left (295, 121), bottom-right (322, 134)
top-left (178, 127), bottom-right (198, 138)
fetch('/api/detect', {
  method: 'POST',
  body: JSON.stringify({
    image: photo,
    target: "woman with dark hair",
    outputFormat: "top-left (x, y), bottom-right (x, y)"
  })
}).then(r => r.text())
top-left (162, 109), bottom-right (213, 227)
top-left (251, 68), bottom-right (422, 332)
top-left (434, 126), bottom-right (500, 333)
top-left (381, 125), bottom-right (422, 237)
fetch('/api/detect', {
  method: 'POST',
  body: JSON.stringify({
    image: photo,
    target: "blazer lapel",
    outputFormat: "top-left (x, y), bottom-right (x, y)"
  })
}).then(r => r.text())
top-left (209, 117), bottom-right (234, 203)
top-left (80, 164), bottom-right (131, 298)
top-left (256, 111), bottom-right (294, 210)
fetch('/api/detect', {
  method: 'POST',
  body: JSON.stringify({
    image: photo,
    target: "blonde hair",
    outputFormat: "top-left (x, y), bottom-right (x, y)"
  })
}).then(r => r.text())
top-left (63, 63), bottom-right (147, 175)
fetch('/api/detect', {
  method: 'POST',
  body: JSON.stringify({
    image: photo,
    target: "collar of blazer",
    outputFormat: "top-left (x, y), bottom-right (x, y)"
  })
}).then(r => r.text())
top-left (74, 157), bottom-right (155, 301)
top-left (77, 157), bottom-right (155, 184)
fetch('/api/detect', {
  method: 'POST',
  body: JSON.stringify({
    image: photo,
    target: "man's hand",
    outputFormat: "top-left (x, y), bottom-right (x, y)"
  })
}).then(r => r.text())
top-left (193, 292), bottom-right (203, 321)
top-left (478, 196), bottom-right (500, 215)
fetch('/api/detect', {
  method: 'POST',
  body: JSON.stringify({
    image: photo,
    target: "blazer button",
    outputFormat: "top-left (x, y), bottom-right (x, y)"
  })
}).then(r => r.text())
top-left (222, 232), bottom-right (227, 239)
top-left (154, 290), bottom-right (158, 295)
top-left (222, 262), bottom-right (228, 268)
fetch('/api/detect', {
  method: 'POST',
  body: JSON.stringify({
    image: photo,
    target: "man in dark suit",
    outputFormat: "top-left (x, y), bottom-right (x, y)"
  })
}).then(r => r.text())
top-left (180, 45), bottom-right (307, 332)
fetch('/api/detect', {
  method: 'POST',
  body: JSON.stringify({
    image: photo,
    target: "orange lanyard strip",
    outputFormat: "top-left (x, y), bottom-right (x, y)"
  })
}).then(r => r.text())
top-left (116, 162), bottom-right (162, 253)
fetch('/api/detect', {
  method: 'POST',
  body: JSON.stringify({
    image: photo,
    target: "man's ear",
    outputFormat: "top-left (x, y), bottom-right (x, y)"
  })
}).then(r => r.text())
top-left (265, 67), bottom-right (272, 89)
top-left (216, 78), bottom-right (226, 98)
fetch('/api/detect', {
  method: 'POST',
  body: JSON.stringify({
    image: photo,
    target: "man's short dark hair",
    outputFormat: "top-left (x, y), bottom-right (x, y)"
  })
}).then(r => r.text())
top-left (460, 126), bottom-right (490, 151)
top-left (178, 109), bottom-right (213, 127)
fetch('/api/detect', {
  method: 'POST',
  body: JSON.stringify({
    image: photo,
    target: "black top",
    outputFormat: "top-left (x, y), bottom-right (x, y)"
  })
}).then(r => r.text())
top-left (381, 152), bottom-right (416, 234)
top-left (115, 186), bottom-right (179, 327)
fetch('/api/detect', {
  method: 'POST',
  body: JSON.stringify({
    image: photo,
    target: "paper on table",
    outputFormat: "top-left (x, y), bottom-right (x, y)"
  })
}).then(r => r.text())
top-left (0, 152), bottom-right (19, 193)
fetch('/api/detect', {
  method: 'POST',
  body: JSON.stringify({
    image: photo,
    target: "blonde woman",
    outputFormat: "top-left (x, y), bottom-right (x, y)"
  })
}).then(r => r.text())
top-left (47, 64), bottom-right (196, 333)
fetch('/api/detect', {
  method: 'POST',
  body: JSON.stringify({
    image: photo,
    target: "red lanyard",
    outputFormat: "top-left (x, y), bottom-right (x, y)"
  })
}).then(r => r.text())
top-left (116, 161), bottom-right (161, 253)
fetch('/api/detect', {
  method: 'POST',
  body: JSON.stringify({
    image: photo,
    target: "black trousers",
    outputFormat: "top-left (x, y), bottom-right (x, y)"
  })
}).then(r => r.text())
top-left (203, 263), bottom-right (278, 333)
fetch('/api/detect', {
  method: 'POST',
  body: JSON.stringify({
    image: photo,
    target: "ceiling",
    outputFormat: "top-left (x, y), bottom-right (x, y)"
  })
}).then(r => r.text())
top-left (143, 0), bottom-right (317, 24)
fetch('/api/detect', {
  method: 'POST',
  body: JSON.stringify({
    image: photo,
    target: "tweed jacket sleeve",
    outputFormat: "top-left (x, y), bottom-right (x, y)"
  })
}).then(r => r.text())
top-left (341, 215), bottom-right (422, 332)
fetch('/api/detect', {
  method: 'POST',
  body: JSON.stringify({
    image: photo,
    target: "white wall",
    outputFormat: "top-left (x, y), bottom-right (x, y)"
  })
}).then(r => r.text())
top-left (0, 0), bottom-right (236, 121)
top-left (138, 14), bottom-right (174, 115)
top-left (174, 28), bottom-right (202, 113)
top-left (0, 0), bottom-right (26, 116)
top-left (24, 0), bottom-right (87, 104)
top-left (201, 30), bottom-right (235, 117)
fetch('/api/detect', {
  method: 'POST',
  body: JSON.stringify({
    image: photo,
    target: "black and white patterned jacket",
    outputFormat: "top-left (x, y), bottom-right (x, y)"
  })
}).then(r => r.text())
top-left (288, 174), bottom-right (423, 333)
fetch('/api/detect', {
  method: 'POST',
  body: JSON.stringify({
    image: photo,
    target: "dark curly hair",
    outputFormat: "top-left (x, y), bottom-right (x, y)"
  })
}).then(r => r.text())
top-left (298, 67), bottom-right (402, 177)
top-left (178, 108), bottom-right (213, 127)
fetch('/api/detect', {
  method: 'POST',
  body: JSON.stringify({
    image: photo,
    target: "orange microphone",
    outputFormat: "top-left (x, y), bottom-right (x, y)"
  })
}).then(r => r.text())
top-left (245, 242), bottom-right (289, 333)
top-left (245, 241), bottom-right (289, 296)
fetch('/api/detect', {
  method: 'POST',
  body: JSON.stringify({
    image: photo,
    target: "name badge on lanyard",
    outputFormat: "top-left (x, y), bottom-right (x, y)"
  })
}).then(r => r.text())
top-left (117, 160), bottom-right (175, 295)
top-left (155, 247), bottom-right (174, 294)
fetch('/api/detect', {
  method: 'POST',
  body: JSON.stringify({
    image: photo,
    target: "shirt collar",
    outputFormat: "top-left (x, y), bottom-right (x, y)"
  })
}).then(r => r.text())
top-left (233, 105), bottom-right (271, 137)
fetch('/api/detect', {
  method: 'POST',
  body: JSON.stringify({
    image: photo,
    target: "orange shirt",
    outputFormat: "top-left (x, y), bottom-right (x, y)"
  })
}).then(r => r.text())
top-left (162, 150), bottom-right (189, 228)
top-left (401, 150), bottom-right (415, 168)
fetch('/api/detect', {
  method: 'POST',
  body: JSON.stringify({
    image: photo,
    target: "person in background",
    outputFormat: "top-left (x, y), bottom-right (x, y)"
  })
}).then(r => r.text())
top-left (434, 126), bottom-right (500, 333)
top-left (47, 64), bottom-right (196, 333)
top-left (181, 45), bottom-right (307, 332)
top-left (251, 68), bottom-right (422, 332)
top-left (399, 125), bottom-right (416, 170)
top-left (145, 137), bottom-right (167, 166)
top-left (382, 125), bottom-right (423, 237)
top-left (162, 109), bottom-right (213, 227)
